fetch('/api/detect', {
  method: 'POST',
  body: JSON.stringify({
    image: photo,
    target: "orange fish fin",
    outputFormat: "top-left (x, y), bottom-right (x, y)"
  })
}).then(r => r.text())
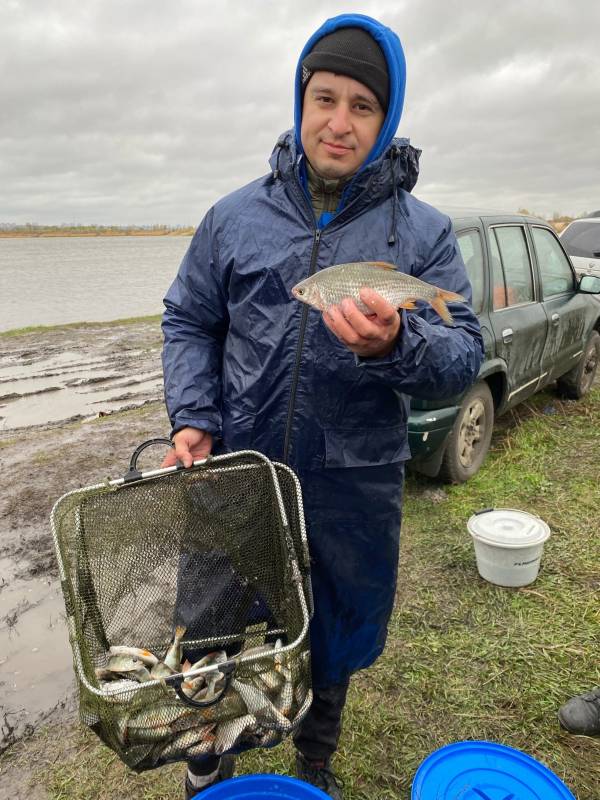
top-left (369, 260), bottom-right (397, 271)
top-left (438, 288), bottom-right (465, 303)
top-left (399, 299), bottom-right (418, 310)
top-left (430, 296), bottom-right (454, 325)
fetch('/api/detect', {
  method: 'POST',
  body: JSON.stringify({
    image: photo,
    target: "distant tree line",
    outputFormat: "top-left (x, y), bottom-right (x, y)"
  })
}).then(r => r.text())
top-left (0, 223), bottom-right (195, 236)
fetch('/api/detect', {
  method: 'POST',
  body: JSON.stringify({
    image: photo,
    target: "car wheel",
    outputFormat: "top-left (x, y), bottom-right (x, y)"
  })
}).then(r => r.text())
top-left (556, 330), bottom-right (600, 399)
top-left (439, 381), bottom-right (494, 484)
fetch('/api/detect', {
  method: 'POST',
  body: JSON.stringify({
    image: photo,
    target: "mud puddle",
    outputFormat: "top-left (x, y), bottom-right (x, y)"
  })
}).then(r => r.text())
top-left (0, 569), bottom-right (72, 752)
top-left (0, 322), bottom-right (164, 430)
top-left (0, 319), bottom-right (170, 752)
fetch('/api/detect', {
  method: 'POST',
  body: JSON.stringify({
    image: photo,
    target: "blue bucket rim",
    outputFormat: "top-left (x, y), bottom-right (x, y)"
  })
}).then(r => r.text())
top-left (197, 773), bottom-right (331, 799)
top-left (412, 740), bottom-right (575, 799)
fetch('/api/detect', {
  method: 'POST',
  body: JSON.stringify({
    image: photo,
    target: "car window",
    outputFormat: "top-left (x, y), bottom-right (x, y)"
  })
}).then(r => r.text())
top-left (489, 230), bottom-right (507, 309)
top-left (494, 226), bottom-right (534, 305)
top-left (560, 221), bottom-right (600, 258)
top-left (457, 229), bottom-right (484, 314)
top-left (532, 227), bottom-right (574, 297)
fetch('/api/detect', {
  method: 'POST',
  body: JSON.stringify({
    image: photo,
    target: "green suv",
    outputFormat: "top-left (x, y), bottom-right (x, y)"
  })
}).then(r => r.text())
top-left (408, 209), bottom-right (600, 483)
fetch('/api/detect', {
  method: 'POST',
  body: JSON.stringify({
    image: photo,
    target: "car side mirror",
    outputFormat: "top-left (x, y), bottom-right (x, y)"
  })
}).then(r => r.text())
top-left (578, 274), bottom-right (600, 294)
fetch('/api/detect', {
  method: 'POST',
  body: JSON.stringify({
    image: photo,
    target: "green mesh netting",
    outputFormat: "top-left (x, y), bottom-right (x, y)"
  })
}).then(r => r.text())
top-left (51, 452), bottom-right (312, 771)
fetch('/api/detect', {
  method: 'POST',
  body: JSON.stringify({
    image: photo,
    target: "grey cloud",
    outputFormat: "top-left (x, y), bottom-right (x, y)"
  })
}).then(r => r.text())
top-left (1, 0), bottom-right (599, 224)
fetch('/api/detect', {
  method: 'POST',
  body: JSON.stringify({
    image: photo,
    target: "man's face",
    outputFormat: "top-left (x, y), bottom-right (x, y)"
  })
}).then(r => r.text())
top-left (301, 71), bottom-right (385, 180)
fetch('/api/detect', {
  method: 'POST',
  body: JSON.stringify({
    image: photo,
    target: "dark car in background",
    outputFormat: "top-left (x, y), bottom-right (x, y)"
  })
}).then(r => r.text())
top-left (408, 209), bottom-right (600, 483)
top-left (560, 217), bottom-right (600, 280)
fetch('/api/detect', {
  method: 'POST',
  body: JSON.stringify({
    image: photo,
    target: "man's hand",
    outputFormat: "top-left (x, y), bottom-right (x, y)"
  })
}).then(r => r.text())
top-left (323, 287), bottom-right (401, 358)
top-left (161, 427), bottom-right (213, 468)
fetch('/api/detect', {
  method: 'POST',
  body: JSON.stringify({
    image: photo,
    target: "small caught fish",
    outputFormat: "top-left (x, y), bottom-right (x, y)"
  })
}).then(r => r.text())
top-left (291, 261), bottom-right (465, 325)
top-left (164, 625), bottom-right (187, 672)
top-left (181, 650), bottom-right (227, 698)
top-left (213, 713), bottom-right (257, 756)
top-left (108, 646), bottom-right (159, 668)
top-left (150, 661), bottom-right (176, 679)
top-left (232, 678), bottom-right (291, 731)
top-left (107, 654), bottom-right (144, 673)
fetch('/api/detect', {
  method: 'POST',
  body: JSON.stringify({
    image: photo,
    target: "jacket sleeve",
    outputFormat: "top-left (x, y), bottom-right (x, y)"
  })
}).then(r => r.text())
top-left (356, 216), bottom-right (484, 398)
top-left (161, 208), bottom-right (229, 436)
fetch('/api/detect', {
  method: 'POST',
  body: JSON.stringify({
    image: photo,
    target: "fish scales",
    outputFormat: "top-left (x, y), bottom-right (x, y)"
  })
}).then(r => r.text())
top-left (291, 261), bottom-right (465, 324)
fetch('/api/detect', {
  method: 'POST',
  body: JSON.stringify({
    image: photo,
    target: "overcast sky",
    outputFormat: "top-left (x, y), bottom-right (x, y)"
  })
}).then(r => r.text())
top-left (2, 0), bottom-right (599, 225)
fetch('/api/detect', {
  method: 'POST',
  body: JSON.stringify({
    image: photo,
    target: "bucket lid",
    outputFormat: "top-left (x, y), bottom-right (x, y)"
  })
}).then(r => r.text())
top-left (199, 774), bottom-right (331, 799)
top-left (467, 508), bottom-right (550, 549)
top-left (412, 740), bottom-right (575, 799)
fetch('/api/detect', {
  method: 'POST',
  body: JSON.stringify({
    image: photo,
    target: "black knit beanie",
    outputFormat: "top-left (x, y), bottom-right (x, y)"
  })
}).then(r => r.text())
top-left (302, 27), bottom-right (389, 110)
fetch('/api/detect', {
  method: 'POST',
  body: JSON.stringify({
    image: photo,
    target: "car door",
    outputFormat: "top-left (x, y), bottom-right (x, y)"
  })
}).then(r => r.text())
top-left (456, 224), bottom-right (493, 359)
top-left (530, 225), bottom-right (588, 381)
top-left (486, 223), bottom-right (548, 406)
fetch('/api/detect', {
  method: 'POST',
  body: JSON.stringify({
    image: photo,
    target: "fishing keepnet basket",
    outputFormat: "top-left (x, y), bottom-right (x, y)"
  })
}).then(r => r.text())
top-left (51, 444), bottom-right (313, 771)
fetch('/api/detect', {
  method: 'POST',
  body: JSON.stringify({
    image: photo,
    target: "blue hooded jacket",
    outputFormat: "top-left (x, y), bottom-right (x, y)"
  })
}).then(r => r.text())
top-left (162, 14), bottom-right (483, 687)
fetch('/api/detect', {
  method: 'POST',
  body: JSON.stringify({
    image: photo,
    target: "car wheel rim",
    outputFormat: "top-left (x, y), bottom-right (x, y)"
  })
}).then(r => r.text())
top-left (457, 399), bottom-right (486, 468)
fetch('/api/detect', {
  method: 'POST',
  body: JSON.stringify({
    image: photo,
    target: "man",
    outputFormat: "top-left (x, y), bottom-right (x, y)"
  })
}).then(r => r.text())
top-left (161, 13), bottom-right (483, 798)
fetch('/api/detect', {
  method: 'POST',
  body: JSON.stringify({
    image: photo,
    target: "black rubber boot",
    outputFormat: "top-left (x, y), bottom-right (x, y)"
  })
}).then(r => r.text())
top-left (295, 752), bottom-right (344, 800)
top-left (184, 755), bottom-right (236, 799)
top-left (558, 687), bottom-right (600, 735)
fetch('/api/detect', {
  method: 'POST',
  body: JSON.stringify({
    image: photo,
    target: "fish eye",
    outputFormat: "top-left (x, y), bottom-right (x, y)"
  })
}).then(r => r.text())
top-left (297, 288), bottom-right (304, 295)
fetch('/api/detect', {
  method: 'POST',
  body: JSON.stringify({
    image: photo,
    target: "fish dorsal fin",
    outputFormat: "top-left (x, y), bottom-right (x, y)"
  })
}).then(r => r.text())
top-left (369, 261), bottom-right (397, 271)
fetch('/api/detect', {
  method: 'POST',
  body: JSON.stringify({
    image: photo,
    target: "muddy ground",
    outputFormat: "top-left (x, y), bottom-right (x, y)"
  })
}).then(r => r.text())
top-left (1, 318), bottom-right (598, 799)
top-left (0, 319), bottom-right (171, 768)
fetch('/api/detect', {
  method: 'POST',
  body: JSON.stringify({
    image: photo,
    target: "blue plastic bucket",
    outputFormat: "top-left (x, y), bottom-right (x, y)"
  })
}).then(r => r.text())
top-left (412, 740), bottom-right (575, 799)
top-left (198, 774), bottom-right (331, 799)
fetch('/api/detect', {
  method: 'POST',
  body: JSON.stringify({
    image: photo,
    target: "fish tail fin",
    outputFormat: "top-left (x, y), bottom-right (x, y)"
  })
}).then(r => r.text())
top-left (175, 625), bottom-right (187, 640)
top-left (430, 296), bottom-right (454, 325)
top-left (430, 288), bottom-right (466, 324)
top-left (438, 288), bottom-right (466, 303)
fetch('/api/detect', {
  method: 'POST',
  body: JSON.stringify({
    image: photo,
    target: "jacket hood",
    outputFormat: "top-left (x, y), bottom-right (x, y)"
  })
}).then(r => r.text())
top-left (293, 13), bottom-right (407, 170)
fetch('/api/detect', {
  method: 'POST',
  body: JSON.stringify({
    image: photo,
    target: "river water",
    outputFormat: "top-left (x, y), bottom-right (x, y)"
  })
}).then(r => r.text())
top-left (0, 235), bottom-right (192, 332)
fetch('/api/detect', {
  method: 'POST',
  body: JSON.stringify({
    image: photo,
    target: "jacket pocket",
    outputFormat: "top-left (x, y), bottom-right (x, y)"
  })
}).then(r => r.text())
top-left (221, 400), bottom-right (257, 452)
top-left (323, 425), bottom-right (410, 469)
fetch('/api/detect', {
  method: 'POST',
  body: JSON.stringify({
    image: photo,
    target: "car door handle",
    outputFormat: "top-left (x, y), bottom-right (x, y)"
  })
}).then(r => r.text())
top-left (551, 313), bottom-right (560, 326)
top-left (502, 328), bottom-right (513, 344)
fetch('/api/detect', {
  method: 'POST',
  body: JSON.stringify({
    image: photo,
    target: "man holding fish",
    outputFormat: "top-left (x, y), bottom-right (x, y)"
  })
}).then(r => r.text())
top-left (162, 12), bottom-right (483, 798)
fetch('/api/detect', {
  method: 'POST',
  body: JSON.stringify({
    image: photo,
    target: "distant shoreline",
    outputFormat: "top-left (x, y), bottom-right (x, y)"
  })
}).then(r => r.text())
top-left (0, 313), bottom-right (162, 338)
top-left (0, 229), bottom-right (195, 238)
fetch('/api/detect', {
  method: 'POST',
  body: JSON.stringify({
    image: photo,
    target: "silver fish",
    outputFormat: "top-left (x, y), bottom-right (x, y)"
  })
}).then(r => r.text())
top-left (214, 713), bottom-right (257, 755)
top-left (201, 689), bottom-right (247, 724)
top-left (292, 261), bottom-right (465, 325)
top-left (108, 646), bottom-right (159, 667)
top-left (158, 726), bottom-right (215, 760)
top-left (232, 678), bottom-right (291, 731)
top-left (185, 736), bottom-right (217, 759)
top-left (181, 650), bottom-right (227, 697)
top-left (102, 678), bottom-right (141, 697)
top-left (107, 654), bottom-right (144, 673)
top-left (150, 661), bottom-right (175, 679)
top-left (129, 703), bottom-right (193, 731)
top-left (164, 625), bottom-right (187, 672)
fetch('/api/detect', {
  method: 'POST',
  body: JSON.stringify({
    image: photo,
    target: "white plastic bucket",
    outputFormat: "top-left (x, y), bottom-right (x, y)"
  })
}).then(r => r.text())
top-left (467, 508), bottom-right (551, 587)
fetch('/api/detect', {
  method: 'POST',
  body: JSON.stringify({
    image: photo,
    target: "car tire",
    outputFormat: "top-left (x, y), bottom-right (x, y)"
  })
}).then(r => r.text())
top-left (556, 330), bottom-right (600, 400)
top-left (439, 381), bottom-right (494, 484)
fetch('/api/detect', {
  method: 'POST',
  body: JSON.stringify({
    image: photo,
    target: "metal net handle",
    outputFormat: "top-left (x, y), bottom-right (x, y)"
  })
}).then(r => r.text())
top-left (123, 437), bottom-right (177, 482)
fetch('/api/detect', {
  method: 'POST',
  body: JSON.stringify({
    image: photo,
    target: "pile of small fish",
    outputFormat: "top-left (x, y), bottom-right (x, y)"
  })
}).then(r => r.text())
top-left (94, 625), bottom-right (307, 763)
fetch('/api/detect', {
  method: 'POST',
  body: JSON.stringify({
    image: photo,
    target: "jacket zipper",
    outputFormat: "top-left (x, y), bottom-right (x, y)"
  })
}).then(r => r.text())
top-left (282, 227), bottom-right (321, 464)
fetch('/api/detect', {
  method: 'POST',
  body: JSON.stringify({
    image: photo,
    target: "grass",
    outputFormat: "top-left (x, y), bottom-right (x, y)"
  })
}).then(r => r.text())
top-left (0, 314), bottom-right (162, 338)
top-left (3, 386), bottom-right (600, 798)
